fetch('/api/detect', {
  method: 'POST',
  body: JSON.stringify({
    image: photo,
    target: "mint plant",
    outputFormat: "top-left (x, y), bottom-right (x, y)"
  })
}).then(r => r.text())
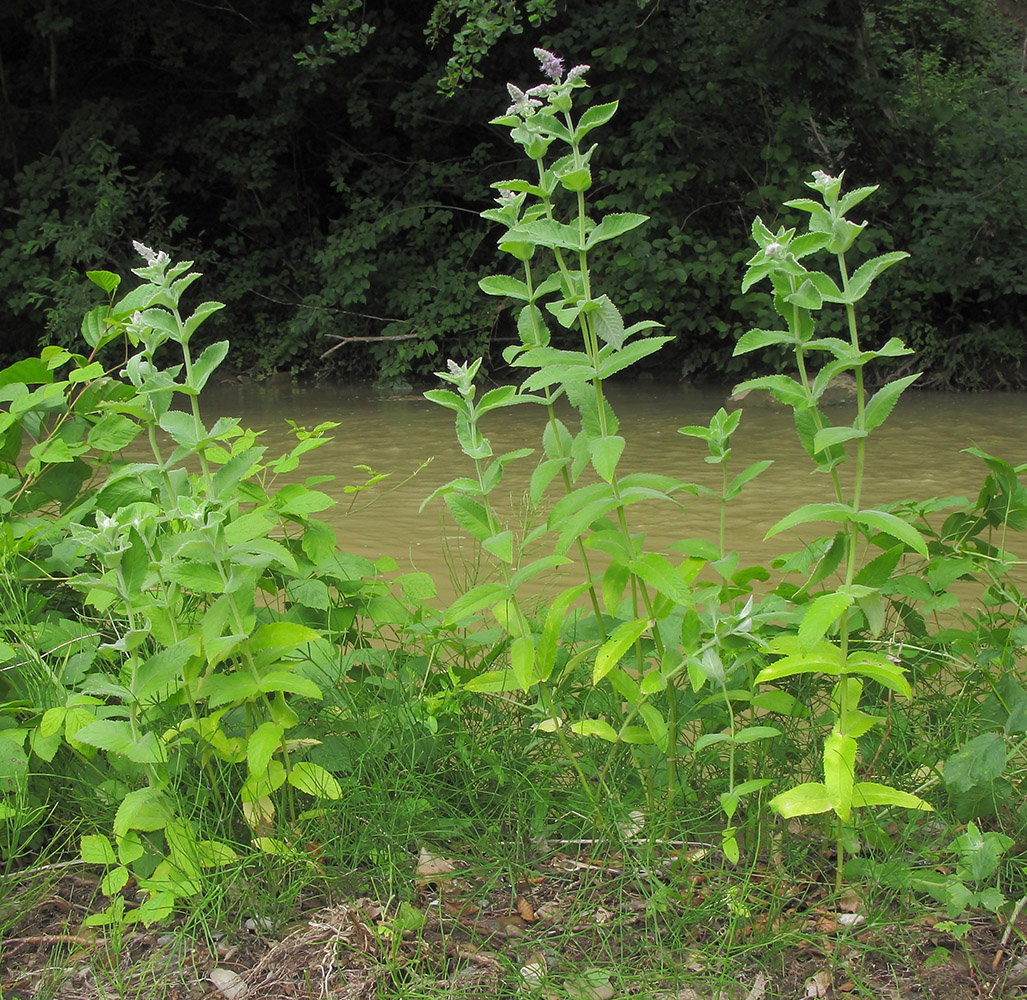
top-left (733, 172), bottom-right (934, 884)
top-left (0, 244), bottom-right (386, 925)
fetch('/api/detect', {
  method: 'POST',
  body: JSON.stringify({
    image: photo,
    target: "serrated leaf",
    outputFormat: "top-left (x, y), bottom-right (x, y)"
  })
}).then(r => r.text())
top-left (585, 212), bottom-right (648, 249)
top-left (734, 328), bottom-right (797, 355)
top-left (863, 373), bottom-right (921, 432)
top-left (813, 426), bottom-right (866, 453)
top-left (479, 274), bottom-right (531, 300)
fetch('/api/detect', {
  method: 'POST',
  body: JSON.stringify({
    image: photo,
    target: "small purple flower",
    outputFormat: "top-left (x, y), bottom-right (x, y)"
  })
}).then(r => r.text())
top-left (534, 47), bottom-right (564, 81)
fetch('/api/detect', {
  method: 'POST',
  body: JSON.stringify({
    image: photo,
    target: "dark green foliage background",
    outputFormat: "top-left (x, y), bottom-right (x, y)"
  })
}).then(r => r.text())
top-left (1, 0), bottom-right (1025, 386)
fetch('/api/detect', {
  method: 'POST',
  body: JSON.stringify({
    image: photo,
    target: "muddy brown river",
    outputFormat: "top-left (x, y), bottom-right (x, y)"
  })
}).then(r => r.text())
top-left (195, 380), bottom-right (1026, 597)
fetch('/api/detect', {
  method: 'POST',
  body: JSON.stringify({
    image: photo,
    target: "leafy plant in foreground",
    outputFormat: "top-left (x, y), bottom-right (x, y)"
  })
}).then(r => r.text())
top-left (733, 171), bottom-right (934, 884)
top-left (0, 245), bottom-right (394, 925)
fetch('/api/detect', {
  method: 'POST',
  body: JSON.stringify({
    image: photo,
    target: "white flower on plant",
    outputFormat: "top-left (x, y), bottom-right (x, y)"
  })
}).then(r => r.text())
top-left (811, 170), bottom-right (835, 186)
top-left (132, 240), bottom-right (170, 268)
top-left (506, 82), bottom-right (543, 117)
top-left (764, 241), bottom-right (784, 259)
top-left (565, 64), bottom-right (590, 83)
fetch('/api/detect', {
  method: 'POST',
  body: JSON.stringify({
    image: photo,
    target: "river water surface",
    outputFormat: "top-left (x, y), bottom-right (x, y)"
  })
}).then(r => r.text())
top-left (196, 381), bottom-right (1026, 595)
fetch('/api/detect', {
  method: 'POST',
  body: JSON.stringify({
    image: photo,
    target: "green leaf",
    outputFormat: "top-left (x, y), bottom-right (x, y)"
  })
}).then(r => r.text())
top-left (769, 782), bottom-right (833, 818)
top-left (594, 618), bottom-right (650, 684)
top-left (114, 787), bottom-right (169, 836)
top-left (479, 275), bottom-right (531, 300)
top-left (464, 669), bottom-right (519, 693)
top-left (943, 733), bottom-right (1007, 794)
top-left (73, 719), bottom-right (136, 754)
top-left (537, 583), bottom-right (590, 682)
top-left (444, 582), bottom-right (508, 625)
top-left (81, 833), bottom-right (117, 865)
top-left (247, 722), bottom-right (284, 776)
top-left (766, 502), bottom-right (853, 539)
top-left (590, 294), bottom-right (625, 349)
top-left (863, 373), bottom-right (921, 432)
top-left (574, 100), bottom-right (618, 139)
top-left (182, 339), bottom-right (228, 394)
top-left (854, 510), bottom-right (927, 556)
top-left (288, 762), bottom-right (341, 799)
top-left (732, 374), bottom-right (808, 407)
top-left (846, 252), bottom-right (910, 302)
top-left (87, 270), bottom-right (121, 295)
top-left (87, 414), bottom-right (140, 452)
top-left (798, 591), bottom-right (854, 651)
top-left (444, 494), bottom-right (492, 542)
top-left (510, 635), bottom-right (536, 692)
top-left (843, 652), bottom-right (911, 696)
top-left (852, 781), bottom-right (933, 811)
top-left (813, 426), bottom-right (866, 453)
top-left (734, 328), bottom-right (797, 355)
top-left (824, 730), bottom-right (857, 821)
top-left (590, 434), bottom-right (624, 482)
top-left (585, 212), bottom-right (648, 249)
top-left (569, 718), bottom-right (619, 741)
top-left (482, 529), bottom-right (514, 564)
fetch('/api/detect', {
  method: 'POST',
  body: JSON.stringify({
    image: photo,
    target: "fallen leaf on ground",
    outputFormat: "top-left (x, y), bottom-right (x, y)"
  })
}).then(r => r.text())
top-left (563, 967), bottom-right (616, 1000)
top-left (804, 968), bottom-right (831, 997)
top-left (416, 847), bottom-right (457, 883)
top-left (209, 967), bottom-right (247, 1000)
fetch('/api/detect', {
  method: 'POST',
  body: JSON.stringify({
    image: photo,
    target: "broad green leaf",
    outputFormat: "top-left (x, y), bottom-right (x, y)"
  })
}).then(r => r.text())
top-left (288, 762), bottom-right (341, 799)
top-left (537, 583), bottom-right (590, 682)
top-left (590, 434), bottom-right (624, 482)
top-left (846, 252), bottom-right (910, 302)
top-left (464, 669), bottom-right (519, 693)
top-left (478, 274), bottom-right (531, 300)
top-left (798, 591), bottom-right (854, 652)
top-left (585, 212), bottom-right (648, 249)
top-left (87, 269), bottom-right (121, 294)
top-left (754, 652), bottom-right (843, 685)
top-left (731, 374), bottom-right (807, 407)
top-left (444, 582), bottom-right (508, 624)
top-left (73, 719), bottom-right (135, 754)
top-left (183, 338), bottom-right (229, 394)
top-left (590, 294), bottom-right (625, 349)
top-left (574, 100), bottom-right (618, 138)
top-left (444, 494), bottom-right (492, 542)
top-left (247, 722), bottom-right (284, 776)
top-left (638, 703), bottom-right (668, 751)
top-left (596, 336), bottom-right (672, 379)
top-left (81, 833), bottom-right (117, 865)
top-left (732, 725), bottom-right (783, 744)
top-left (852, 781), bottom-right (933, 811)
top-left (843, 652), bottom-right (911, 696)
top-left (766, 502), bottom-right (852, 539)
top-left (854, 509), bottom-right (927, 556)
top-left (114, 787), bottom-right (169, 836)
top-left (569, 718), bottom-right (619, 741)
top-left (483, 529), bottom-right (514, 564)
top-left (594, 618), bottom-right (650, 684)
top-left (943, 733), bottom-right (1007, 794)
top-left (769, 782), bottom-right (833, 818)
top-left (87, 414), bottom-right (140, 451)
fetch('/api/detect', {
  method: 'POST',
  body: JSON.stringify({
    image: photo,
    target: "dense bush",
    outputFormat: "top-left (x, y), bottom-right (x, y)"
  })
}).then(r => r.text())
top-left (1, 0), bottom-right (1025, 384)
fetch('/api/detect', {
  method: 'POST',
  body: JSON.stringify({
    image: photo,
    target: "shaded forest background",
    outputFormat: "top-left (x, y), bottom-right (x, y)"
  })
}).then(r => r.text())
top-left (1, 0), bottom-right (1026, 387)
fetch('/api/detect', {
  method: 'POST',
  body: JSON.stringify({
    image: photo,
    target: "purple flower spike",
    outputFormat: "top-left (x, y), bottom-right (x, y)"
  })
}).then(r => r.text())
top-left (534, 47), bottom-right (564, 81)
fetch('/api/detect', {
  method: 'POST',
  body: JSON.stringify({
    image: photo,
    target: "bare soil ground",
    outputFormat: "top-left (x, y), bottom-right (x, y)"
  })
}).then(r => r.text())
top-left (3, 849), bottom-right (1026, 999)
